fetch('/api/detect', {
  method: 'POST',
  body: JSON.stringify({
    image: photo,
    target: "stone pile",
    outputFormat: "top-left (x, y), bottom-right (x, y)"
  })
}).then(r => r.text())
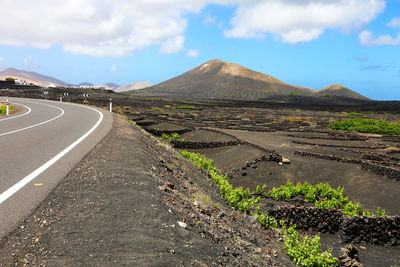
top-left (338, 245), bottom-right (363, 267)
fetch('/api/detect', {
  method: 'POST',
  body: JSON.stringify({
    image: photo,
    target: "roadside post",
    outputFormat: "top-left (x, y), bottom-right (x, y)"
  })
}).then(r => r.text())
top-left (83, 93), bottom-right (89, 104)
top-left (109, 98), bottom-right (112, 112)
top-left (62, 92), bottom-right (69, 102)
top-left (6, 97), bottom-right (9, 116)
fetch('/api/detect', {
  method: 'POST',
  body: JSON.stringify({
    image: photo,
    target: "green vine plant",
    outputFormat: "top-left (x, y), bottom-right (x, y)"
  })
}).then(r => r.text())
top-left (179, 150), bottom-right (338, 266)
top-left (329, 118), bottom-right (400, 135)
top-left (161, 132), bottom-right (186, 141)
top-left (281, 222), bottom-right (338, 267)
top-left (267, 181), bottom-right (385, 217)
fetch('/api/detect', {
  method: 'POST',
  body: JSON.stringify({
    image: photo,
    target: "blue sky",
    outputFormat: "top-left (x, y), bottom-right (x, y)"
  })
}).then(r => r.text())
top-left (0, 0), bottom-right (399, 100)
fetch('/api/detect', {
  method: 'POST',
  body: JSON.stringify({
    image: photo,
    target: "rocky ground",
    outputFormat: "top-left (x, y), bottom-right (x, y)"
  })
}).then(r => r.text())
top-left (0, 116), bottom-right (294, 266)
top-left (113, 98), bottom-right (400, 266)
top-left (1, 90), bottom-right (400, 266)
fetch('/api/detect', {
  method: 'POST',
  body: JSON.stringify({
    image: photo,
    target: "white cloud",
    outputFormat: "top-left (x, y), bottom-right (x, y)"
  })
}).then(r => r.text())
top-left (203, 12), bottom-right (222, 28)
top-left (109, 65), bottom-right (118, 72)
top-left (0, 0), bottom-right (388, 55)
top-left (186, 49), bottom-right (200, 57)
top-left (0, 0), bottom-right (227, 57)
top-left (23, 56), bottom-right (32, 65)
top-left (224, 0), bottom-right (386, 44)
top-left (204, 13), bottom-right (218, 26)
top-left (387, 17), bottom-right (400, 28)
top-left (0, 57), bottom-right (4, 62)
top-left (359, 30), bottom-right (400, 46)
top-left (160, 36), bottom-right (185, 54)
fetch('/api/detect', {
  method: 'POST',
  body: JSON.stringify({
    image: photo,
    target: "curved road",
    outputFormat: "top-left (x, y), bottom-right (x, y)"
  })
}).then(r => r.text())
top-left (0, 98), bottom-right (113, 238)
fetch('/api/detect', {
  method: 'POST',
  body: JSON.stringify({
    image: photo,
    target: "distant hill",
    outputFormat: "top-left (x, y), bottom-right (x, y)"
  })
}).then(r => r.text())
top-left (101, 82), bottom-right (120, 90)
top-left (316, 84), bottom-right (368, 100)
top-left (116, 81), bottom-right (152, 93)
top-left (77, 82), bottom-right (94, 87)
top-left (0, 68), bottom-right (71, 87)
top-left (133, 59), bottom-right (367, 101)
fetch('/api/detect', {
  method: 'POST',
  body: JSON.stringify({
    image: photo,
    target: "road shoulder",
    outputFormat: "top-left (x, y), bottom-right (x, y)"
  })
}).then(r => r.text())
top-left (0, 115), bottom-right (292, 266)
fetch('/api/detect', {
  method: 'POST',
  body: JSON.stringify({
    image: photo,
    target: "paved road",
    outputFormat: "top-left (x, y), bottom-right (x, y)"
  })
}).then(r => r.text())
top-left (0, 98), bottom-right (113, 238)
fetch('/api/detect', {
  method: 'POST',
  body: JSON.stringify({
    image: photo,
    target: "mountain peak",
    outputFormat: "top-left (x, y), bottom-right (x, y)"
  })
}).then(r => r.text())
top-left (320, 84), bottom-right (348, 91)
top-left (317, 84), bottom-right (368, 100)
top-left (192, 59), bottom-right (287, 85)
top-left (133, 59), bottom-right (307, 99)
top-left (115, 81), bottom-right (152, 92)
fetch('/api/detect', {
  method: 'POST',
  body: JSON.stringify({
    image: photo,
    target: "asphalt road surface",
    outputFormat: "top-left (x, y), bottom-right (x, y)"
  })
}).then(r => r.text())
top-left (0, 97), bottom-right (113, 238)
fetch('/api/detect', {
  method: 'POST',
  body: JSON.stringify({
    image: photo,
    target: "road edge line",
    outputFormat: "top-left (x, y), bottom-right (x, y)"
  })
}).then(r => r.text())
top-left (0, 106), bottom-right (104, 204)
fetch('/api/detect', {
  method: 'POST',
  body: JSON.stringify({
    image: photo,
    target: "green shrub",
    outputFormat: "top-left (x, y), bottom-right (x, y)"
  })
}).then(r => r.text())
top-left (342, 202), bottom-right (363, 216)
top-left (377, 207), bottom-right (386, 216)
top-left (177, 105), bottom-right (201, 110)
top-left (267, 181), bottom-right (381, 217)
top-left (282, 225), bottom-right (338, 267)
top-left (257, 212), bottom-right (278, 228)
top-left (329, 118), bottom-right (400, 135)
top-left (179, 150), bottom-right (339, 266)
top-left (346, 112), bottom-right (362, 116)
top-left (346, 111), bottom-right (376, 116)
top-left (162, 133), bottom-right (181, 141)
top-left (363, 209), bottom-right (373, 216)
top-left (83, 99), bottom-right (89, 104)
top-left (288, 91), bottom-right (301, 96)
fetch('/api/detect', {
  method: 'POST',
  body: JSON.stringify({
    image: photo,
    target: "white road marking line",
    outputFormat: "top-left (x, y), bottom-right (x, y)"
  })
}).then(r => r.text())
top-left (0, 102), bottom-right (32, 122)
top-left (0, 104), bottom-right (104, 205)
top-left (0, 102), bottom-right (64, 137)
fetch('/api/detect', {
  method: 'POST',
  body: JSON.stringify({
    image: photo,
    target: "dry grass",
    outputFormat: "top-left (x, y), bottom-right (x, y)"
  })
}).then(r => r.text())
top-left (192, 192), bottom-right (219, 209)
top-left (281, 116), bottom-right (311, 123)
top-left (152, 107), bottom-right (166, 113)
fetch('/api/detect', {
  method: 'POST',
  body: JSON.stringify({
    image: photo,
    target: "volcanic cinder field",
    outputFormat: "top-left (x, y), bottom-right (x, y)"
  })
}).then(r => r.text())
top-left (1, 59), bottom-right (400, 266)
top-left (114, 96), bottom-right (400, 265)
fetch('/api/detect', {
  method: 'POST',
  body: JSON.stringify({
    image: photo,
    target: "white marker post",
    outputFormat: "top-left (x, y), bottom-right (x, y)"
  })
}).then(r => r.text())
top-left (109, 98), bottom-right (112, 112)
top-left (60, 96), bottom-right (62, 102)
top-left (6, 97), bottom-right (9, 116)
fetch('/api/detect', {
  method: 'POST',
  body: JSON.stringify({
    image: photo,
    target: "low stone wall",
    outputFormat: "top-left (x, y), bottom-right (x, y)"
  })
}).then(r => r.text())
top-left (360, 162), bottom-right (400, 181)
top-left (294, 151), bottom-right (362, 164)
top-left (144, 126), bottom-right (193, 136)
top-left (295, 151), bottom-right (400, 180)
top-left (292, 140), bottom-right (388, 150)
top-left (287, 134), bottom-right (368, 141)
top-left (229, 152), bottom-right (284, 177)
top-left (201, 127), bottom-right (280, 156)
top-left (264, 203), bottom-right (400, 247)
top-left (340, 215), bottom-right (400, 247)
top-left (135, 120), bottom-right (156, 127)
top-left (171, 140), bottom-right (242, 149)
top-left (268, 205), bottom-right (343, 234)
top-left (362, 153), bottom-right (400, 163)
top-left (383, 136), bottom-right (400, 143)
